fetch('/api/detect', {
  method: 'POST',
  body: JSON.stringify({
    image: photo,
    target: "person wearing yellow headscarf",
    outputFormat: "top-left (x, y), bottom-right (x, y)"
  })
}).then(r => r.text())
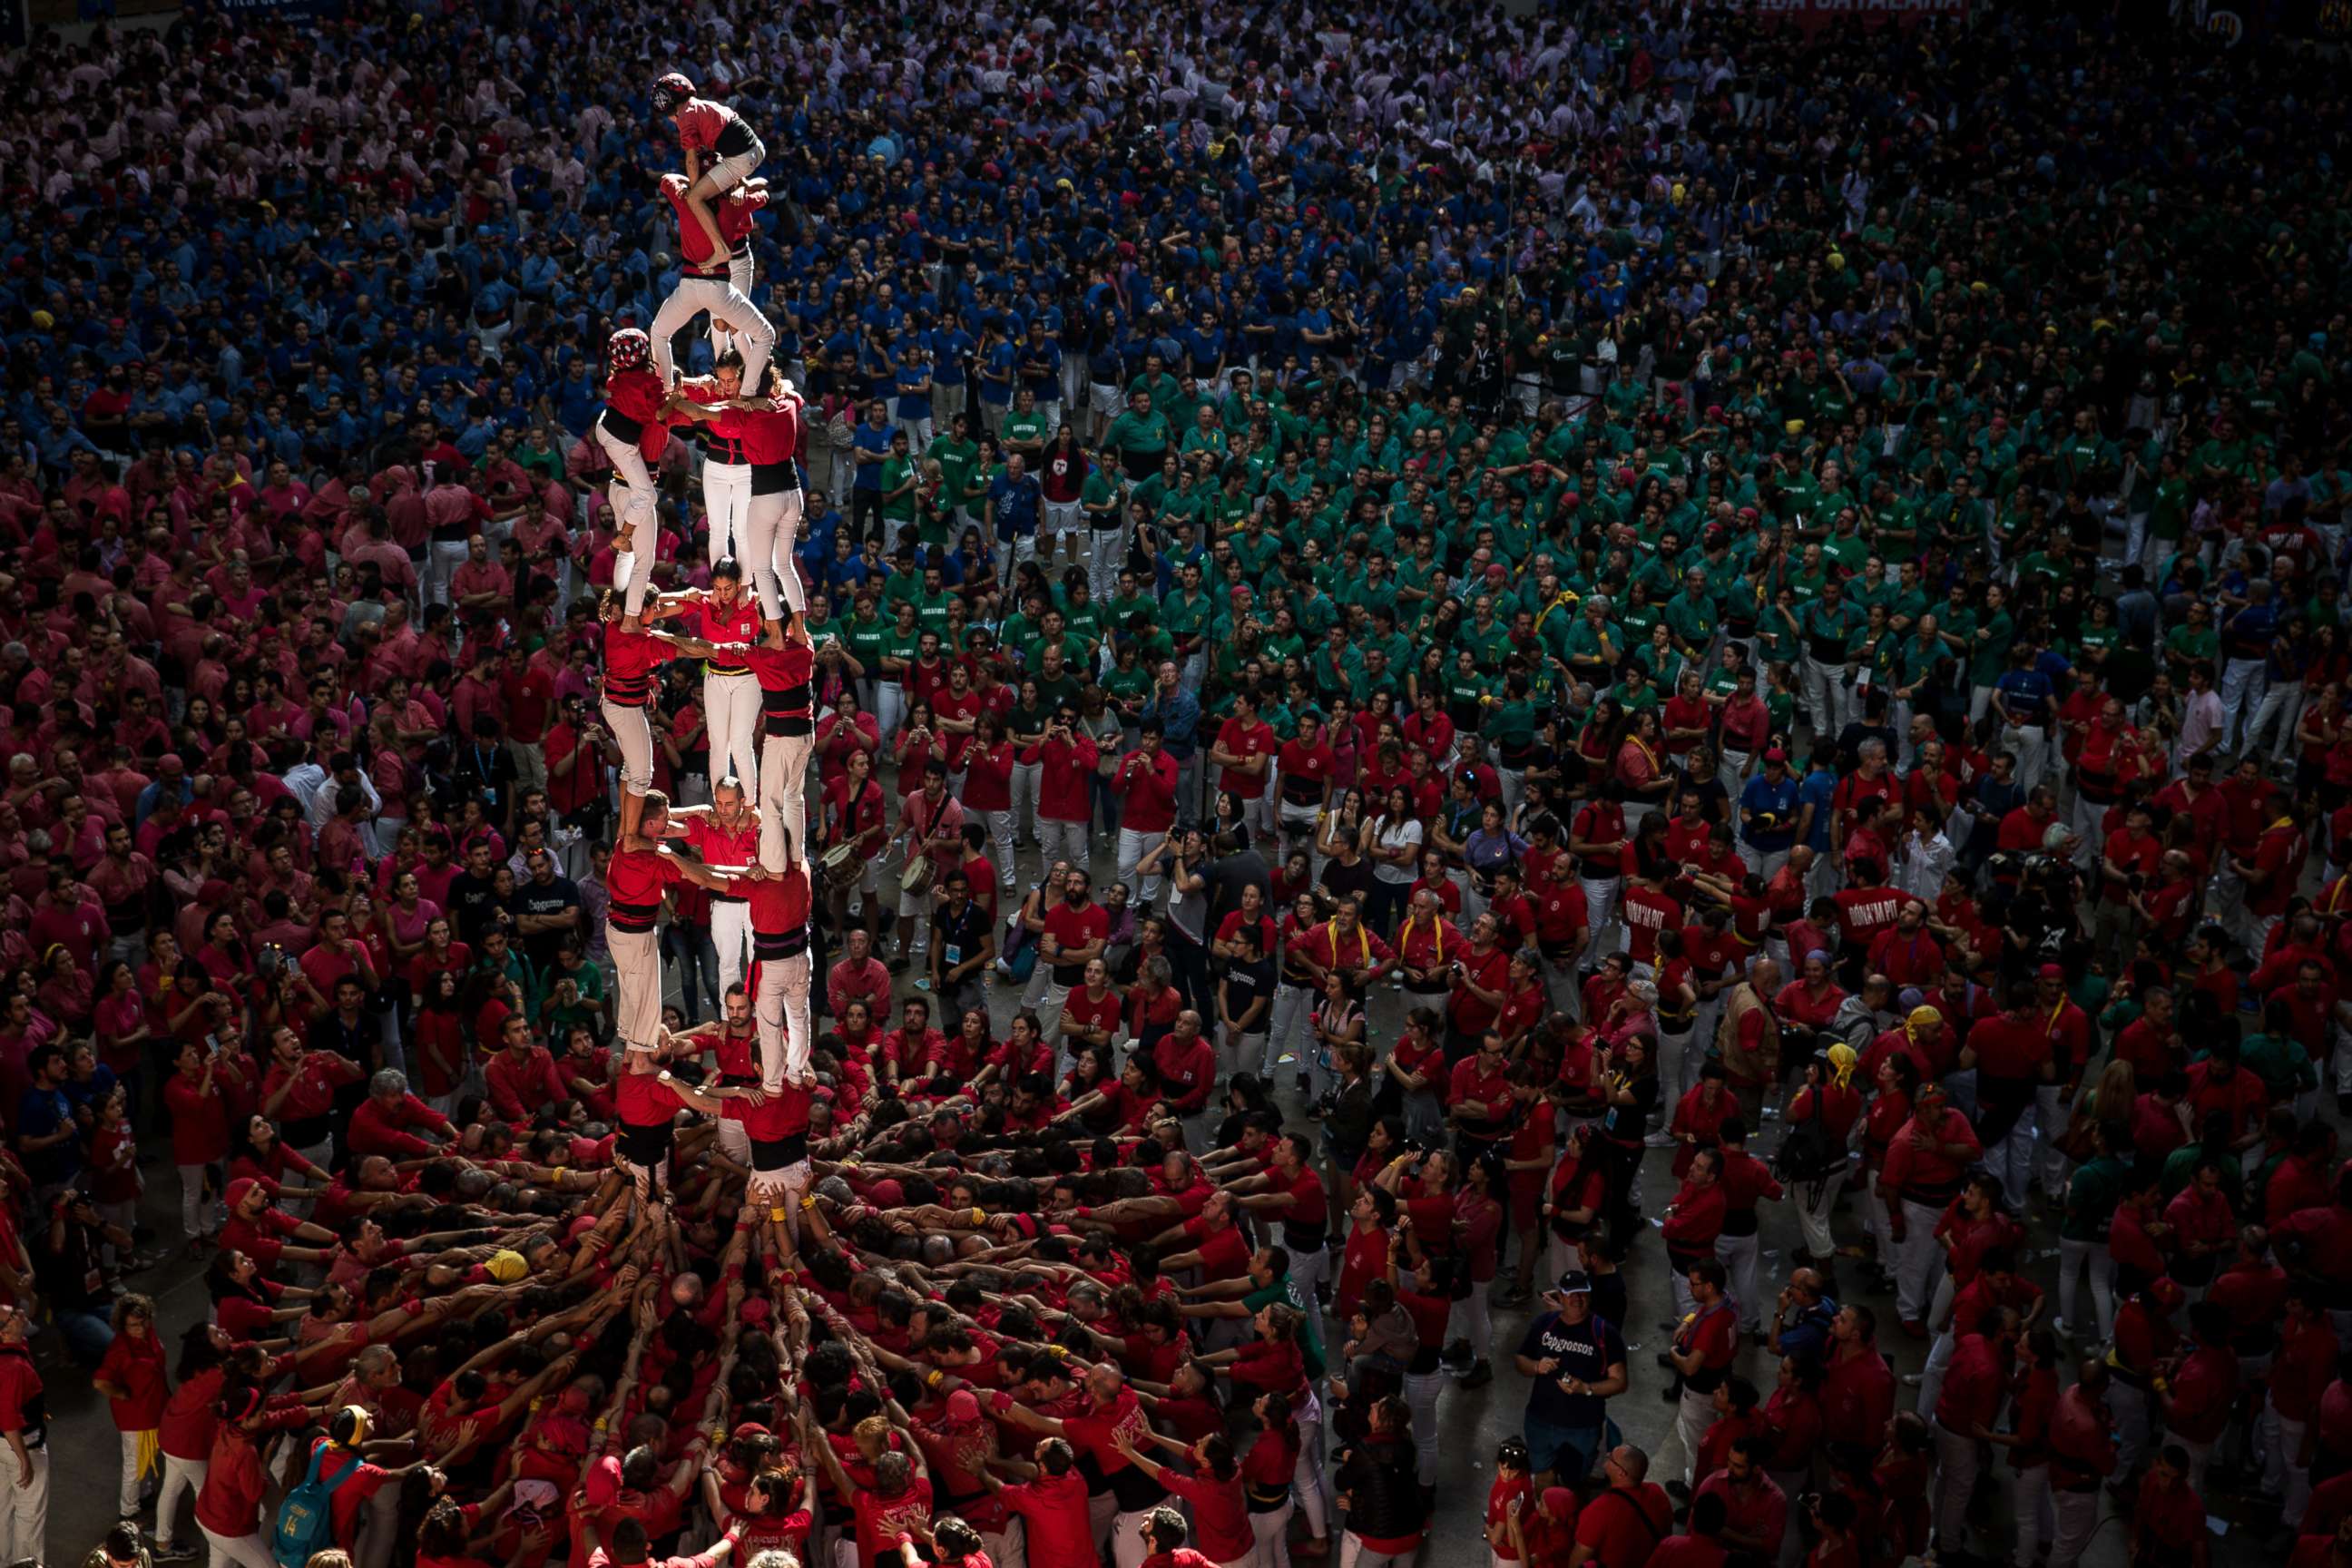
top-left (1784, 1042), bottom-right (1866, 1267)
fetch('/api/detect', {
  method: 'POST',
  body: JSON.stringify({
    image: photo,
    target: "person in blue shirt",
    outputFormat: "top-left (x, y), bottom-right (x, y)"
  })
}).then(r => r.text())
top-left (894, 343), bottom-right (935, 454)
top-left (1795, 750), bottom-right (1839, 888)
top-left (2220, 580), bottom-right (2278, 755)
top-left (1992, 642), bottom-right (2058, 795)
top-left (17, 1044), bottom-right (81, 1199)
top-left (976, 326), bottom-right (1016, 438)
top-left (928, 311), bottom-right (975, 434)
top-left (1139, 658), bottom-right (1203, 822)
top-left (1738, 749), bottom-right (1804, 881)
top-left (1019, 321), bottom-right (1063, 431)
top-left (850, 399), bottom-right (896, 544)
top-left (985, 452), bottom-right (1044, 569)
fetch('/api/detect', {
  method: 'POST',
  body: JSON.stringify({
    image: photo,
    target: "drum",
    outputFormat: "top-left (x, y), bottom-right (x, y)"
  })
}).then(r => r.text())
top-left (899, 853), bottom-right (935, 897)
top-left (820, 840), bottom-right (859, 890)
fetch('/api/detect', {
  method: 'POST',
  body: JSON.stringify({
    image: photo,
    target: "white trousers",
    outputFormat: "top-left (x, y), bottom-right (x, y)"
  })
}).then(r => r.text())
top-left (1037, 816), bottom-right (1088, 875)
top-left (711, 897), bottom-right (752, 1002)
top-left (1932, 1416), bottom-right (1978, 1546)
top-left (2011, 1462), bottom-right (2056, 1568)
top-left (596, 425), bottom-right (658, 615)
top-left (155, 1451), bottom-right (205, 1547)
top-left (1118, 826), bottom-right (1167, 905)
top-left (201, 1524), bottom-right (273, 1568)
top-left (1716, 1230), bottom-right (1764, 1333)
top-left (705, 671), bottom-right (762, 794)
top-left (754, 948), bottom-right (812, 1090)
top-left (652, 272), bottom-right (775, 390)
top-left (2056, 1238), bottom-right (2114, 1343)
top-left (702, 460), bottom-right (753, 564)
top-left (1796, 1168), bottom-right (1844, 1257)
top-left (2221, 658), bottom-right (2267, 750)
top-left (1580, 877), bottom-right (1622, 970)
top-left (1896, 1199), bottom-right (1945, 1324)
top-left (1246, 1503), bottom-right (1294, 1568)
top-left (1662, 1385), bottom-right (1719, 1486)
top-left (1982, 1100), bottom-right (2037, 1212)
top-left (1262, 982), bottom-right (1315, 1080)
top-left (2048, 1488), bottom-right (2101, 1568)
top-left (601, 697), bottom-right (654, 797)
top-left (1088, 524), bottom-right (1129, 605)
top-left (610, 925), bottom-right (664, 1050)
top-left (985, 808), bottom-right (1017, 890)
top-left (746, 487), bottom-right (808, 620)
top-left (711, 251), bottom-right (758, 358)
top-left (5, 1448), bottom-right (48, 1562)
top-left (177, 1161), bottom-right (220, 1242)
top-left (2034, 1085), bottom-right (2071, 1200)
top-left (2263, 1403), bottom-right (2312, 1529)
top-left (120, 1426), bottom-right (152, 1514)
top-left (759, 730), bottom-right (815, 870)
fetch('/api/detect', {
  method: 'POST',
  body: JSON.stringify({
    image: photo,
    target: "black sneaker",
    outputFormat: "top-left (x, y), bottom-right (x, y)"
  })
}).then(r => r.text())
top-left (1459, 1360), bottom-right (1494, 1389)
top-left (1442, 1338), bottom-right (1475, 1367)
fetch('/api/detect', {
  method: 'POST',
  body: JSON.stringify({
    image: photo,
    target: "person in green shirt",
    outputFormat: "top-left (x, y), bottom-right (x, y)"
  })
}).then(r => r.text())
top-left (875, 600), bottom-right (922, 735)
top-left (908, 564), bottom-right (958, 639)
top-left (1080, 463), bottom-right (1126, 601)
top-left (929, 416), bottom-right (982, 531)
top-left (1178, 404), bottom-right (1229, 463)
top-left (844, 594), bottom-right (891, 701)
top-left (1663, 571), bottom-right (1719, 658)
top-left (2162, 600), bottom-right (2220, 679)
top-left (1001, 389), bottom-right (1050, 467)
top-left (1797, 578), bottom-right (1864, 737)
top-left (1104, 389), bottom-right (1176, 486)
top-left (1964, 582), bottom-right (2015, 714)
top-left (878, 430), bottom-right (921, 541)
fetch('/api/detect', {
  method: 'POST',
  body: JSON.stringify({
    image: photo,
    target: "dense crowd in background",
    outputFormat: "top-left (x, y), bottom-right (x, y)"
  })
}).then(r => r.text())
top-left (5, 6), bottom-right (2352, 1568)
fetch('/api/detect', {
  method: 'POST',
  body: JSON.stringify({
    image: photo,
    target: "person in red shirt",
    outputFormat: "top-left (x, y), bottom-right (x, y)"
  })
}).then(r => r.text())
top-left (646, 74), bottom-right (775, 382)
top-left (1274, 709), bottom-right (1338, 855)
top-left (2267, 1287), bottom-right (2338, 1536)
top-left (2158, 1302), bottom-right (2240, 1492)
top-left (348, 1069), bottom-right (456, 1161)
top-left (162, 1038), bottom-right (231, 1257)
top-left (1928, 1307), bottom-right (2022, 1558)
top-left (93, 1293), bottom-right (168, 1521)
top-left (1661, 1257), bottom-right (1740, 1487)
top-left (978, 1437), bottom-right (1095, 1568)
top-left (1209, 688), bottom-right (1278, 842)
top-left (1572, 1445), bottom-right (1674, 1567)
top-left (1879, 1080), bottom-right (1984, 1335)
top-left (1029, 707), bottom-right (1102, 876)
top-left (2130, 1446), bottom-right (2212, 1568)
top-left (1712, 1122), bottom-right (1784, 1335)
top-left (1114, 724), bottom-right (1182, 904)
top-left (195, 1386), bottom-right (278, 1568)
top-left (479, 1010), bottom-right (565, 1123)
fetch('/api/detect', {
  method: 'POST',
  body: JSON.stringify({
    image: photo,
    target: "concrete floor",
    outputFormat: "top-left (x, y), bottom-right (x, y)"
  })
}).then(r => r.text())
top-left (47, 833), bottom-right (2193, 1568)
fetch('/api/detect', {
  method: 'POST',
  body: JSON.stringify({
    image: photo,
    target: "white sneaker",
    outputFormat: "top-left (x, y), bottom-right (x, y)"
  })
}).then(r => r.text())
top-left (1642, 1132), bottom-right (1676, 1148)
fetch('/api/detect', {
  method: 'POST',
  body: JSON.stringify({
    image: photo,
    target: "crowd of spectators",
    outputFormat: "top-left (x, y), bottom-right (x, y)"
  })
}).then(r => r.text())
top-left (6, 6), bottom-right (2352, 1568)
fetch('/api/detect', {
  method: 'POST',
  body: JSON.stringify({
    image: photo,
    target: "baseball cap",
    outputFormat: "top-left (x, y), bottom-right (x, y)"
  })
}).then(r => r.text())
top-left (1764, 748), bottom-right (1788, 764)
top-left (1550, 1269), bottom-right (1593, 1297)
top-left (2036, 963), bottom-right (2065, 980)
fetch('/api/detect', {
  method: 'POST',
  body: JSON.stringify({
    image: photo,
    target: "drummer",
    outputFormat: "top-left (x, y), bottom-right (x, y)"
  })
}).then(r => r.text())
top-left (823, 743), bottom-right (893, 957)
top-left (894, 759), bottom-right (967, 974)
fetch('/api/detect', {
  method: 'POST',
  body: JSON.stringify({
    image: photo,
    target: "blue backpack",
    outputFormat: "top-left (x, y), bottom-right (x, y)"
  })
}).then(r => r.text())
top-left (273, 1445), bottom-right (360, 1568)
